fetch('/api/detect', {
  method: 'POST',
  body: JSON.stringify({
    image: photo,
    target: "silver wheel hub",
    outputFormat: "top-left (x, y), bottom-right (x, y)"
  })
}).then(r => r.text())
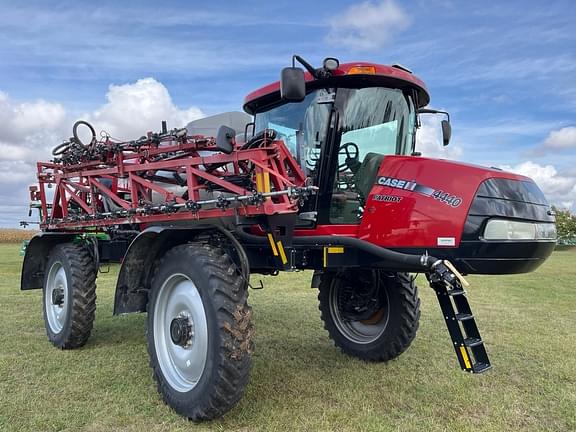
top-left (329, 279), bottom-right (389, 344)
top-left (45, 262), bottom-right (68, 334)
top-left (153, 274), bottom-right (208, 393)
top-left (169, 313), bottom-right (195, 348)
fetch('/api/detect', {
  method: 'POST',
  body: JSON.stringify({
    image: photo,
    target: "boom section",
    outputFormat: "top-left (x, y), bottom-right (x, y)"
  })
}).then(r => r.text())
top-left (31, 130), bottom-right (313, 230)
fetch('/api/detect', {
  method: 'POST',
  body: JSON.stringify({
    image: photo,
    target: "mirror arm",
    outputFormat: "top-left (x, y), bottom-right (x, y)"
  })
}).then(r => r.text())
top-left (418, 108), bottom-right (450, 122)
top-left (293, 55), bottom-right (320, 79)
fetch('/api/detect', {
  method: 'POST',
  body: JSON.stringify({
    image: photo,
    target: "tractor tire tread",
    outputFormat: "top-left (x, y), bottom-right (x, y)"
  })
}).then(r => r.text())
top-left (44, 243), bottom-right (97, 349)
top-left (318, 271), bottom-right (420, 362)
top-left (147, 243), bottom-right (253, 422)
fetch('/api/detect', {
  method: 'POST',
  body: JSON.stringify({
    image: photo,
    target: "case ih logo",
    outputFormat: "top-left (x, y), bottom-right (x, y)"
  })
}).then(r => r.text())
top-left (377, 176), bottom-right (417, 190)
top-left (376, 176), bottom-right (463, 208)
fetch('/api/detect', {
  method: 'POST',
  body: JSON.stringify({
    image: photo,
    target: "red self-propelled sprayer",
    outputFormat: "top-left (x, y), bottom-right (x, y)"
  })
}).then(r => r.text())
top-left (21, 55), bottom-right (556, 421)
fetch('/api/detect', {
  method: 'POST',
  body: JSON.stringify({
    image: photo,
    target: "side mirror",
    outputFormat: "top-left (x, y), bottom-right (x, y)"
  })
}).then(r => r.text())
top-left (441, 120), bottom-right (451, 146)
top-left (216, 126), bottom-right (235, 154)
top-left (280, 67), bottom-right (306, 101)
top-left (244, 122), bottom-right (255, 141)
top-left (418, 108), bottom-right (452, 147)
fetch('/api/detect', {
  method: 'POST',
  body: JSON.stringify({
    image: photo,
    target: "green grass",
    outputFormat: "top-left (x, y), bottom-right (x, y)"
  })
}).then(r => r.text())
top-left (0, 243), bottom-right (574, 431)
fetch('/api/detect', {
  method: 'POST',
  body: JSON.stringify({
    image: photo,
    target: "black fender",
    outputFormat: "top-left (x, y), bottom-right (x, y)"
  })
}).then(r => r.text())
top-left (21, 232), bottom-right (79, 290)
top-left (114, 224), bottom-right (248, 315)
top-left (311, 270), bottom-right (323, 288)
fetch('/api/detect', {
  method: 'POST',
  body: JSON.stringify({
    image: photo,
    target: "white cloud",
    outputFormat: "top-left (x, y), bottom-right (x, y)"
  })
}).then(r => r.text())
top-left (416, 116), bottom-right (463, 160)
top-left (0, 143), bottom-right (36, 162)
top-left (542, 126), bottom-right (576, 150)
top-left (500, 161), bottom-right (576, 210)
top-left (86, 78), bottom-right (204, 140)
top-left (0, 160), bottom-right (36, 184)
top-left (0, 79), bottom-right (204, 227)
top-left (0, 92), bottom-right (66, 156)
top-left (11, 100), bottom-right (67, 135)
top-left (326, 0), bottom-right (411, 51)
top-left (529, 126), bottom-right (576, 156)
top-left (0, 94), bottom-right (67, 224)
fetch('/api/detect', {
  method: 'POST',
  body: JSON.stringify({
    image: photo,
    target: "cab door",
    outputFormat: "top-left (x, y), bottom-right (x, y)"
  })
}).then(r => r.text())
top-left (320, 87), bottom-right (415, 225)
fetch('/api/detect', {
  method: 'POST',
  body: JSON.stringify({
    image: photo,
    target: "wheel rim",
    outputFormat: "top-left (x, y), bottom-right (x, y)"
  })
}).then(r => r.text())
top-left (45, 261), bottom-right (68, 334)
top-left (328, 278), bottom-right (390, 344)
top-left (153, 273), bottom-right (208, 393)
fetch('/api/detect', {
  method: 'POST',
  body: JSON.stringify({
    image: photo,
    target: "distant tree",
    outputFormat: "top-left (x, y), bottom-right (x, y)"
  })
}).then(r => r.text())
top-left (553, 207), bottom-right (576, 244)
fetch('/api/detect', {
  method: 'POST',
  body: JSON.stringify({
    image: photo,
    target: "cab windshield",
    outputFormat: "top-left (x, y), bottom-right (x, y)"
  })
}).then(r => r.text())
top-left (254, 87), bottom-right (416, 224)
top-left (254, 87), bottom-right (415, 175)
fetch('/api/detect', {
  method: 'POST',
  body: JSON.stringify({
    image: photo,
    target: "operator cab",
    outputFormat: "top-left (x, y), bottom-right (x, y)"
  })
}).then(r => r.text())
top-left (243, 57), bottom-right (432, 225)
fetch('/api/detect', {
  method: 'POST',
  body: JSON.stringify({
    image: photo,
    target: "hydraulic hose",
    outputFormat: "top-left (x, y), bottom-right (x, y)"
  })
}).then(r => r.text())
top-left (214, 225), bottom-right (250, 283)
top-left (234, 228), bottom-right (438, 271)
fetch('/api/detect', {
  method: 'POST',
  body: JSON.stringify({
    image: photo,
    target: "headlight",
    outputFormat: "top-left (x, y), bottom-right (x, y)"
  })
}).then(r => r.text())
top-left (536, 223), bottom-right (557, 240)
top-left (483, 219), bottom-right (557, 241)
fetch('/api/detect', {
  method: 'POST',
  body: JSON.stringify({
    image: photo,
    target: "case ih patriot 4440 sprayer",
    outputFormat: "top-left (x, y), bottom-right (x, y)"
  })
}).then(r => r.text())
top-left (21, 56), bottom-right (556, 421)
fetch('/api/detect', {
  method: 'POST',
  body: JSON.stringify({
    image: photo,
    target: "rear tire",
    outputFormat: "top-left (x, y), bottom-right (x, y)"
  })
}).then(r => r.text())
top-left (318, 270), bottom-right (420, 362)
top-left (147, 243), bottom-right (253, 421)
top-left (42, 242), bottom-right (97, 349)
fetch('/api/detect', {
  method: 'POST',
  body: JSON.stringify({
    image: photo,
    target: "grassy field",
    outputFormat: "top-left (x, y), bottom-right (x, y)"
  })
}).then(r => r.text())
top-left (0, 243), bottom-right (574, 431)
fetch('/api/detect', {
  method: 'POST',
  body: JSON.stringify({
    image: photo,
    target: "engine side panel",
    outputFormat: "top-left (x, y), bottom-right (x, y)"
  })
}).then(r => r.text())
top-left (358, 156), bottom-right (532, 248)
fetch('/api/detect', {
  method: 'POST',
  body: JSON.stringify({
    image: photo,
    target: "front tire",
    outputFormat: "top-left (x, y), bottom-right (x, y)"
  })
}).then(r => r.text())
top-left (318, 270), bottom-right (420, 362)
top-left (147, 243), bottom-right (253, 421)
top-left (42, 242), bottom-right (97, 349)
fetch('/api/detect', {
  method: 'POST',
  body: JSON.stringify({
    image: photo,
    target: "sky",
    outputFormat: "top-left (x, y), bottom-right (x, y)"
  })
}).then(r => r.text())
top-left (1, 0), bottom-right (575, 227)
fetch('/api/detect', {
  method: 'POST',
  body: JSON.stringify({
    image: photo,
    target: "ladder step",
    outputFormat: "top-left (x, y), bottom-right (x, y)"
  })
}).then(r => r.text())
top-left (455, 313), bottom-right (474, 321)
top-left (464, 337), bottom-right (483, 347)
top-left (448, 289), bottom-right (466, 296)
top-left (430, 278), bottom-right (491, 374)
top-left (472, 362), bottom-right (492, 373)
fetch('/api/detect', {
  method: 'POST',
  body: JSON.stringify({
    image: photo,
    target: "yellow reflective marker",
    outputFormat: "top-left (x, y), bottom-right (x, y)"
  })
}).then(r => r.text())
top-left (460, 346), bottom-right (472, 370)
top-left (327, 246), bottom-right (344, 254)
top-left (255, 173), bottom-right (263, 192)
top-left (276, 241), bottom-right (288, 265)
top-left (323, 246), bottom-right (345, 267)
top-left (267, 233), bottom-right (278, 256)
top-left (263, 171), bottom-right (271, 193)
